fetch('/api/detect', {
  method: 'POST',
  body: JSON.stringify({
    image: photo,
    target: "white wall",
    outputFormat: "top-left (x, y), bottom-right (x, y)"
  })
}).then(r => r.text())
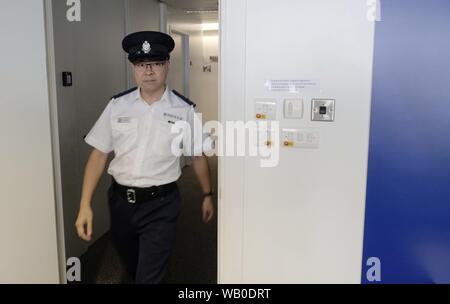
top-left (191, 31), bottom-right (219, 123)
top-left (168, 18), bottom-right (219, 122)
top-left (219, 0), bottom-right (375, 283)
top-left (0, 0), bottom-right (60, 283)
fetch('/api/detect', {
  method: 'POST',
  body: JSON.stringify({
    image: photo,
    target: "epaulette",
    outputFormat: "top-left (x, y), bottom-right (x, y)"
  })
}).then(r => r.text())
top-left (172, 89), bottom-right (196, 107)
top-left (111, 87), bottom-right (137, 100)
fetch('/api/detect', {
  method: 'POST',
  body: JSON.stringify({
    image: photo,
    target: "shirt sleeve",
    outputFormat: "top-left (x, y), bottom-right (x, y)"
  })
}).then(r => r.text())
top-left (184, 106), bottom-right (213, 156)
top-left (84, 100), bottom-right (114, 153)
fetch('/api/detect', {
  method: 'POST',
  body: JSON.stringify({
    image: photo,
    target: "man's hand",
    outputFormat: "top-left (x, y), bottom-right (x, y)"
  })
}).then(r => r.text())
top-left (191, 155), bottom-right (214, 223)
top-left (202, 196), bottom-right (214, 223)
top-left (76, 148), bottom-right (108, 242)
top-left (75, 205), bottom-right (94, 241)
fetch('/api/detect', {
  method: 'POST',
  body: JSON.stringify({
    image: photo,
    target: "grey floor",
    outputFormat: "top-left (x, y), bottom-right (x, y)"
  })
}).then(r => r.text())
top-left (79, 157), bottom-right (218, 284)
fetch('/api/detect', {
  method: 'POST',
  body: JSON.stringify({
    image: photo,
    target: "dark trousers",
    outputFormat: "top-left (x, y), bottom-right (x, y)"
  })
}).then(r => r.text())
top-left (107, 182), bottom-right (181, 284)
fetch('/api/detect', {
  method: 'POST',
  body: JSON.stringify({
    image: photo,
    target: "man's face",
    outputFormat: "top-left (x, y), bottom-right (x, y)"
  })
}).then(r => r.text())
top-left (133, 60), bottom-right (169, 91)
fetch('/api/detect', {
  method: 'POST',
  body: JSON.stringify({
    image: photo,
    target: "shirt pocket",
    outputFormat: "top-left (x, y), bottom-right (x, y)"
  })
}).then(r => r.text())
top-left (111, 119), bottom-right (138, 154)
top-left (152, 120), bottom-right (183, 157)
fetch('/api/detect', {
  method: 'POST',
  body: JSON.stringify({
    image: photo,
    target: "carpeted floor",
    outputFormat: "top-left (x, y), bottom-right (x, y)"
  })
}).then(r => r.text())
top-left (78, 157), bottom-right (218, 284)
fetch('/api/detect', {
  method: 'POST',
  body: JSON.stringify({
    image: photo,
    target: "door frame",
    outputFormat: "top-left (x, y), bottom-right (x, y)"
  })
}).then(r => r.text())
top-left (43, 0), bottom-right (67, 284)
top-left (169, 28), bottom-right (190, 97)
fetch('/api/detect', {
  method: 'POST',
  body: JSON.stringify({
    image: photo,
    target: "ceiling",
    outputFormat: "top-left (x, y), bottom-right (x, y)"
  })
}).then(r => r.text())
top-left (163, 0), bottom-right (218, 10)
top-left (163, 0), bottom-right (218, 24)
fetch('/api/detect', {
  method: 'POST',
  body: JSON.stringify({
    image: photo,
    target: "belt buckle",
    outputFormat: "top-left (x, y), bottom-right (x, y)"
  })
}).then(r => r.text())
top-left (126, 189), bottom-right (136, 204)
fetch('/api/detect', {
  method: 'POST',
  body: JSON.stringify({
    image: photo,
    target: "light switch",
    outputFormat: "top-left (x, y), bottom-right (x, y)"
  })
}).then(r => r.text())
top-left (282, 129), bottom-right (320, 149)
top-left (255, 99), bottom-right (277, 120)
top-left (284, 98), bottom-right (303, 119)
top-left (258, 127), bottom-right (278, 147)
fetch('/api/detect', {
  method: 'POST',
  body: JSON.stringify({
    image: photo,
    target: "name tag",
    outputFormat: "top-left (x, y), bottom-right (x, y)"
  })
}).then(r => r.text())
top-left (117, 117), bottom-right (131, 123)
top-left (163, 112), bottom-right (183, 121)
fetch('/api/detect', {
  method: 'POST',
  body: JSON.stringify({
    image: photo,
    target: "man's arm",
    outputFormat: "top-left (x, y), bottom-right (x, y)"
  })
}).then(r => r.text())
top-left (191, 155), bottom-right (214, 223)
top-left (75, 148), bottom-right (109, 241)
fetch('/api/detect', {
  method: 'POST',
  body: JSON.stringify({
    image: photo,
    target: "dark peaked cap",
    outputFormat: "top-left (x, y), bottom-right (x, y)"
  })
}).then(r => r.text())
top-left (122, 31), bottom-right (175, 63)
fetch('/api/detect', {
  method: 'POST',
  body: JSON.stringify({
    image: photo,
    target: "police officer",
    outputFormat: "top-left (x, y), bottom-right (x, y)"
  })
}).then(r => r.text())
top-left (75, 31), bottom-right (215, 284)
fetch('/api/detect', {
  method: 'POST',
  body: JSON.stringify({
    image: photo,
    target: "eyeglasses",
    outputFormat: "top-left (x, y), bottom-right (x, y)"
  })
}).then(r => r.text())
top-left (134, 61), bottom-right (167, 72)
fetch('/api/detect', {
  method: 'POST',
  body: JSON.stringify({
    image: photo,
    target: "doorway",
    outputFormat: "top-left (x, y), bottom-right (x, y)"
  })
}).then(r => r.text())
top-left (48, 0), bottom-right (219, 283)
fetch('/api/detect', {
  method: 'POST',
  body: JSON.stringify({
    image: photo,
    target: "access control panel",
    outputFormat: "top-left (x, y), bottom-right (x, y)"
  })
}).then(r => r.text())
top-left (252, 97), bottom-right (335, 150)
top-left (311, 99), bottom-right (335, 122)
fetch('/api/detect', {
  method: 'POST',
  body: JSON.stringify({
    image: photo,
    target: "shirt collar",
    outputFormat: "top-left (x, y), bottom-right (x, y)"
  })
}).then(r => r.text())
top-left (135, 86), bottom-right (170, 106)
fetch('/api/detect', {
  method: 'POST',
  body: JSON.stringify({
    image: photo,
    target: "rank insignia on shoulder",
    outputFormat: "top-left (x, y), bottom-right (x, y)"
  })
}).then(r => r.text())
top-left (111, 87), bottom-right (138, 100)
top-left (172, 90), bottom-right (196, 107)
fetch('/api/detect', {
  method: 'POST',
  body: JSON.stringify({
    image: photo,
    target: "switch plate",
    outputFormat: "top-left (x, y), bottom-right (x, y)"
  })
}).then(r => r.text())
top-left (258, 126), bottom-right (278, 147)
top-left (255, 99), bottom-right (277, 120)
top-left (311, 99), bottom-right (335, 121)
top-left (281, 129), bottom-right (320, 149)
top-left (284, 98), bottom-right (303, 119)
top-left (62, 71), bottom-right (72, 87)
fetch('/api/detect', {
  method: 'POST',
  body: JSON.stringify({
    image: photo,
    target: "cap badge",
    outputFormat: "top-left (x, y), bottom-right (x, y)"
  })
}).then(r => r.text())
top-left (142, 41), bottom-right (151, 54)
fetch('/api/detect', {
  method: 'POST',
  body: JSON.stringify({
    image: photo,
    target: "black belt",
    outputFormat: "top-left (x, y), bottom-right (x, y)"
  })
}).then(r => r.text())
top-left (112, 179), bottom-right (177, 204)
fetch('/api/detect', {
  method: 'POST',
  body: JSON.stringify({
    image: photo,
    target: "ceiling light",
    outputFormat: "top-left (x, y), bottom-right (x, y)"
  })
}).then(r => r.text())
top-left (201, 23), bottom-right (219, 31)
top-left (186, 9), bottom-right (218, 14)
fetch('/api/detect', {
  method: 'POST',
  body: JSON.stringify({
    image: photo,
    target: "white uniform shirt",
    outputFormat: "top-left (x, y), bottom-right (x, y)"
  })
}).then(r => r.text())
top-left (85, 87), bottom-right (206, 188)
